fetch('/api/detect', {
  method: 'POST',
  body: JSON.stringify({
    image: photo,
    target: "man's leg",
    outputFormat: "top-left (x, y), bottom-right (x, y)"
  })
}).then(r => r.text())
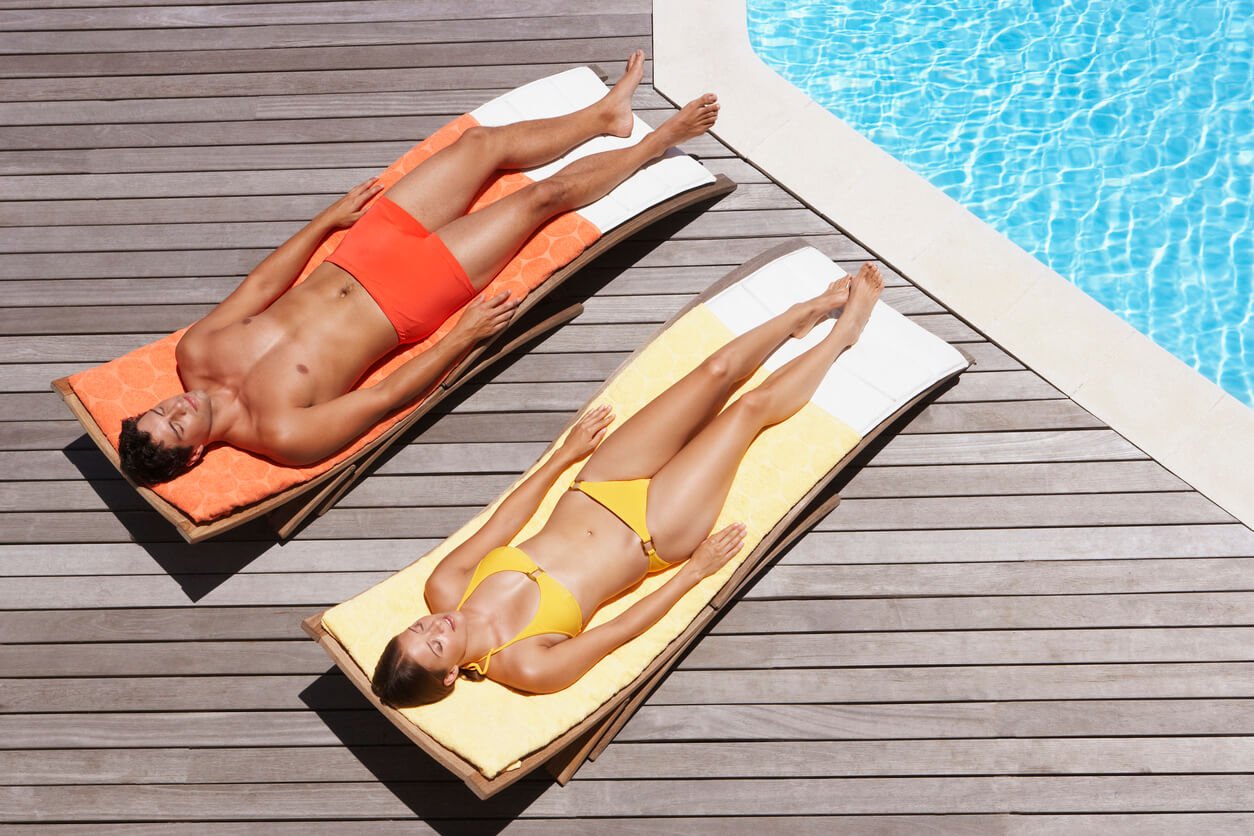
top-left (436, 93), bottom-right (720, 291)
top-left (383, 51), bottom-right (645, 232)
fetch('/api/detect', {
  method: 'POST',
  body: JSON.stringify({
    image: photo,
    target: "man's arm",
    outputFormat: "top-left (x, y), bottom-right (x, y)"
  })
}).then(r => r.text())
top-left (260, 292), bottom-right (520, 466)
top-left (493, 523), bottom-right (747, 694)
top-left (185, 180), bottom-right (382, 340)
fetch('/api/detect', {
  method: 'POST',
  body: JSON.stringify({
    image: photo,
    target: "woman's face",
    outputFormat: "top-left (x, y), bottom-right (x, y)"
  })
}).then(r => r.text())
top-left (394, 611), bottom-right (467, 679)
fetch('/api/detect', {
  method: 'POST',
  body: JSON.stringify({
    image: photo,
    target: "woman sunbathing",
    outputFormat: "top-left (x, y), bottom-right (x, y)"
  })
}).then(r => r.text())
top-left (372, 262), bottom-right (884, 706)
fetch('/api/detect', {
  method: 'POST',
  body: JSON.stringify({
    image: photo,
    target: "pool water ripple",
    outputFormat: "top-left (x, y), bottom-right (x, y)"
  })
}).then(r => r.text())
top-left (750, 0), bottom-right (1253, 405)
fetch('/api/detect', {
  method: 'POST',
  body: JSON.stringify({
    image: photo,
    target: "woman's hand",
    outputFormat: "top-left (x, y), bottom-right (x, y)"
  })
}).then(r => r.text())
top-left (559, 404), bottom-right (614, 463)
top-left (317, 178), bottom-right (385, 230)
top-left (451, 291), bottom-right (519, 343)
top-left (682, 522), bottom-right (747, 582)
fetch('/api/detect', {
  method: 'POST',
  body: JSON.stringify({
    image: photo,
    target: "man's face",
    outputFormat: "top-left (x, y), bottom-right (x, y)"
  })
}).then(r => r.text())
top-left (136, 390), bottom-right (212, 450)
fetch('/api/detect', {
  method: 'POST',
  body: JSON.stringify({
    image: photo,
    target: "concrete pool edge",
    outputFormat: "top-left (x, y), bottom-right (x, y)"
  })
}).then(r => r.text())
top-left (654, 0), bottom-right (1254, 528)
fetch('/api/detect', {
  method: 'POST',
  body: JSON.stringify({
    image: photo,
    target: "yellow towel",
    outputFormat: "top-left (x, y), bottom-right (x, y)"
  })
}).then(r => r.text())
top-left (322, 304), bottom-right (861, 777)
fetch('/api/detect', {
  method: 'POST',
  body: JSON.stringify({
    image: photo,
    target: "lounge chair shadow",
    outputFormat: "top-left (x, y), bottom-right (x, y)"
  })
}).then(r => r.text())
top-left (64, 438), bottom-right (274, 601)
top-left (300, 670), bottom-right (552, 830)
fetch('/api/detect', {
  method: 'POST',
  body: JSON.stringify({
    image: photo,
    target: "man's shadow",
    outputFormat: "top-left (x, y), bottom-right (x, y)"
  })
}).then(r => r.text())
top-left (64, 443), bottom-right (277, 600)
top-left (299, 670), bottom-right (551, 831)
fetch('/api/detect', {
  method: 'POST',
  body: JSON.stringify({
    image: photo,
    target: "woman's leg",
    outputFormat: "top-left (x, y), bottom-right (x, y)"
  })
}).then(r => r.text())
top-left (383, 51), bottom-right (646, 232)
top-left (645, 264), bottom-right (884, 562)
top-left (578, 276), bottom-right (851, 482)
top-left (435, 93), bottom-right (719, 291)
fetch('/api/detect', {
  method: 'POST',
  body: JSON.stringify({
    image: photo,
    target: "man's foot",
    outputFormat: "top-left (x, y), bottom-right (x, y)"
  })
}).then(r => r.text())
top-left (602, 50), bottom-right (646, 138)
top-left (652, 93), bottom-right (720, 148)
top-left (834, 263), bottom-right (883, 344)
top-left (791, 277), bottom-right (851, 338)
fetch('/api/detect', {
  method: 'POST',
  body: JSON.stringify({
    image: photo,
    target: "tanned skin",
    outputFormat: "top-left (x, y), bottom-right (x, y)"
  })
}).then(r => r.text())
top-left (395, 264), bottom-right (885, 695)
top-left (135, 51), bottom-right (719, 469)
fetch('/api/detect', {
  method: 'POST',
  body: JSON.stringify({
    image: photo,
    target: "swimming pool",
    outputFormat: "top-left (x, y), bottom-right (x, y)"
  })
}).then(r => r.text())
top-left (748, 0), bottom-right (1253, 406)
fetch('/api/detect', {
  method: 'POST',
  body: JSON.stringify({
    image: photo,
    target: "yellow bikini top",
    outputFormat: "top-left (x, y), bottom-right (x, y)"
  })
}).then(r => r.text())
top-left (456, 545), bottom-right (583, 675)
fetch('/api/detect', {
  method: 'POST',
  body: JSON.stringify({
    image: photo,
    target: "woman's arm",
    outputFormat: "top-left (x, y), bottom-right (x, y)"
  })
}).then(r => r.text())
top-left (425, 405), bottom-right (616, 606)
top-left (495, 522), bottom-right (747, 693)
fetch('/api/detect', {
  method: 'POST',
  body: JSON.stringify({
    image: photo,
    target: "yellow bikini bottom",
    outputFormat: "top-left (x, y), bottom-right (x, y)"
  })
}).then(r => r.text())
top-left (569, 478), bottom-right (673, 573)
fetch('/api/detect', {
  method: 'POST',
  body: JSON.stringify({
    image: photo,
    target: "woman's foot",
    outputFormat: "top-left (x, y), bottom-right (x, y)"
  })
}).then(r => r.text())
top-left (601, 50), bottom-right (646, 138)
top-left (790, 277), bottom-right (852, 338)
top-left (651, 93), bottom-right (720, 148)
top-left (833, 263), bottom-right (883, 344)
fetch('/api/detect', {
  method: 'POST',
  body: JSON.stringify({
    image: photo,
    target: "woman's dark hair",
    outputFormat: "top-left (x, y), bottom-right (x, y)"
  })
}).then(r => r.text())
top-left (371, 632), bottom-right (456, 708)
top-left (118, 415), bottom-right (195, 486)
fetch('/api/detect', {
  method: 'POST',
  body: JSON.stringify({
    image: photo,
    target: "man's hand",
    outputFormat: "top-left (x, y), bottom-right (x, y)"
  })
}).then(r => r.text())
top-left (559, 404), bottom-right (614, 464)
top-left (451, 291), bottom-right (519, 343)
top-left (682, 523), bottom-right (747, 582)
top-left (316, 178), bottom-right (385, 231)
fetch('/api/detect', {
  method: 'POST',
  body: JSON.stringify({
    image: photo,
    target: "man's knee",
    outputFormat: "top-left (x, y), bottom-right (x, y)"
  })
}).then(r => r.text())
top-left (456, 125), bottom-right (498, 158)
top-left (525, 178), bottom-right (572, 214)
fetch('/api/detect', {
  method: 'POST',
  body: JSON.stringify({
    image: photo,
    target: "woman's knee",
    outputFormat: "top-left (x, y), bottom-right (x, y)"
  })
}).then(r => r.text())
top-left (455, 125), bottom-right (499, 160)
top-left (697, 352), bottom-right (736, 386)
top-left (729, 387), bottom-right (775, 421)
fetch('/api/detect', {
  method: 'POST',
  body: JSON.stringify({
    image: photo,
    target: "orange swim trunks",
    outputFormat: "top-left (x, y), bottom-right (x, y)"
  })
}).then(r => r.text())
top-left (325, 195), bottom-right (476, 344)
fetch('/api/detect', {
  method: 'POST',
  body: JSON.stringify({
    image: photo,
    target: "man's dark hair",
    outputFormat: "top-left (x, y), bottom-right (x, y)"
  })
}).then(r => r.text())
top-left (118, 415), bottom-right (196, 486)
top-left (371, 632), bottom-right (456, 708)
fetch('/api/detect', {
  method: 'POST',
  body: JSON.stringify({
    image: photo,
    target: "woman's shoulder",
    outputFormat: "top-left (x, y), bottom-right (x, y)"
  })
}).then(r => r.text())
top-left (424, 569), bottom-right (466, 613)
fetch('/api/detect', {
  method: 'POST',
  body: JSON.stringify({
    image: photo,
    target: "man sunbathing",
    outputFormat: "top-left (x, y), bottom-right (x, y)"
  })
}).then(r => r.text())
top-left (371, 264), bottom-right (884, 705)
top-left (119, 50), bottom-right (720, 485)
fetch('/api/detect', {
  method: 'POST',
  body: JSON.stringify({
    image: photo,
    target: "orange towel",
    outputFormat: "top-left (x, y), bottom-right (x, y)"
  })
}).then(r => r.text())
top-left (70, 114), bottom-right (600, 523)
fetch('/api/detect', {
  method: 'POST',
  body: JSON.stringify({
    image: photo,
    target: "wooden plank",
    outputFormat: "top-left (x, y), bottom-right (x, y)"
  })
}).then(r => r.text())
top-left (1, 210), bottom-right (835, 255)
top-left (10, 738), bottom-right (1254, 786)
top-left (0, 1), bottom-right (653, 32)
top-left (717, 592), bottom-right (1254, 632)
top-left (0, 233), bottom-right (858, 281)
top-left (651, 663), bottom-right (1254, 704)
top-left (5, 523), bottom-right (1245, 578)
top-left (0, 36), bottom-right (649, 80)
top-left (680, 627), bottom-right (1254, 669)
top-left (8, 486), bottom-right (1225, 543)
top-left (0, 82), bottom-right (673, 125)
top-left (9, 660), bottom-right (1254, 713)
top-left (6, 775), bottom-right (1254, 818)
top-left (0, 606), bottom-right (314, 642)
top-left (2, 133), bottom-right (728, 177)
top-left (0, 641), bottom-right (329, 677)
top-left (0, 181), bottom-right (787, 227)
top-left (818, 493), bottom-right (1232, 530)
top-left (8, 627), bottom-right (1253, 679)
top-left (777, 525), bottom-right (1254, 564)
top-left (619, 701), bottom-right (1254, 743)
top-left (1, 816), bottom-right (1251, 836)
top-left (7, 556), bottom-right (1254, 609)
top-left (0, 60), bottom-right (652, 102)
top-left (0, 15), bottom-right (651, 57)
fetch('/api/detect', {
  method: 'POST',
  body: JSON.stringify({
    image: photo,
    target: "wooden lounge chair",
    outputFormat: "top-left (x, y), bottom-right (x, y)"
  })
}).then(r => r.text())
top-left (51, 67), bottom-right (735, 543)
top-left (303, 239), bottom-right (972, 799)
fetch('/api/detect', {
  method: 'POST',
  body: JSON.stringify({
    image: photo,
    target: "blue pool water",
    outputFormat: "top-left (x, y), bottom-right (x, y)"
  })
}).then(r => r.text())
top-left (749, 0), bottom-right (1253, 406)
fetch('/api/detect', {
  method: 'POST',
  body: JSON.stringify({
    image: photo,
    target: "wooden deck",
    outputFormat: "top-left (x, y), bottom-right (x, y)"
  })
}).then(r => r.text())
top-left (4, 2), bottom-right (1254, 831)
